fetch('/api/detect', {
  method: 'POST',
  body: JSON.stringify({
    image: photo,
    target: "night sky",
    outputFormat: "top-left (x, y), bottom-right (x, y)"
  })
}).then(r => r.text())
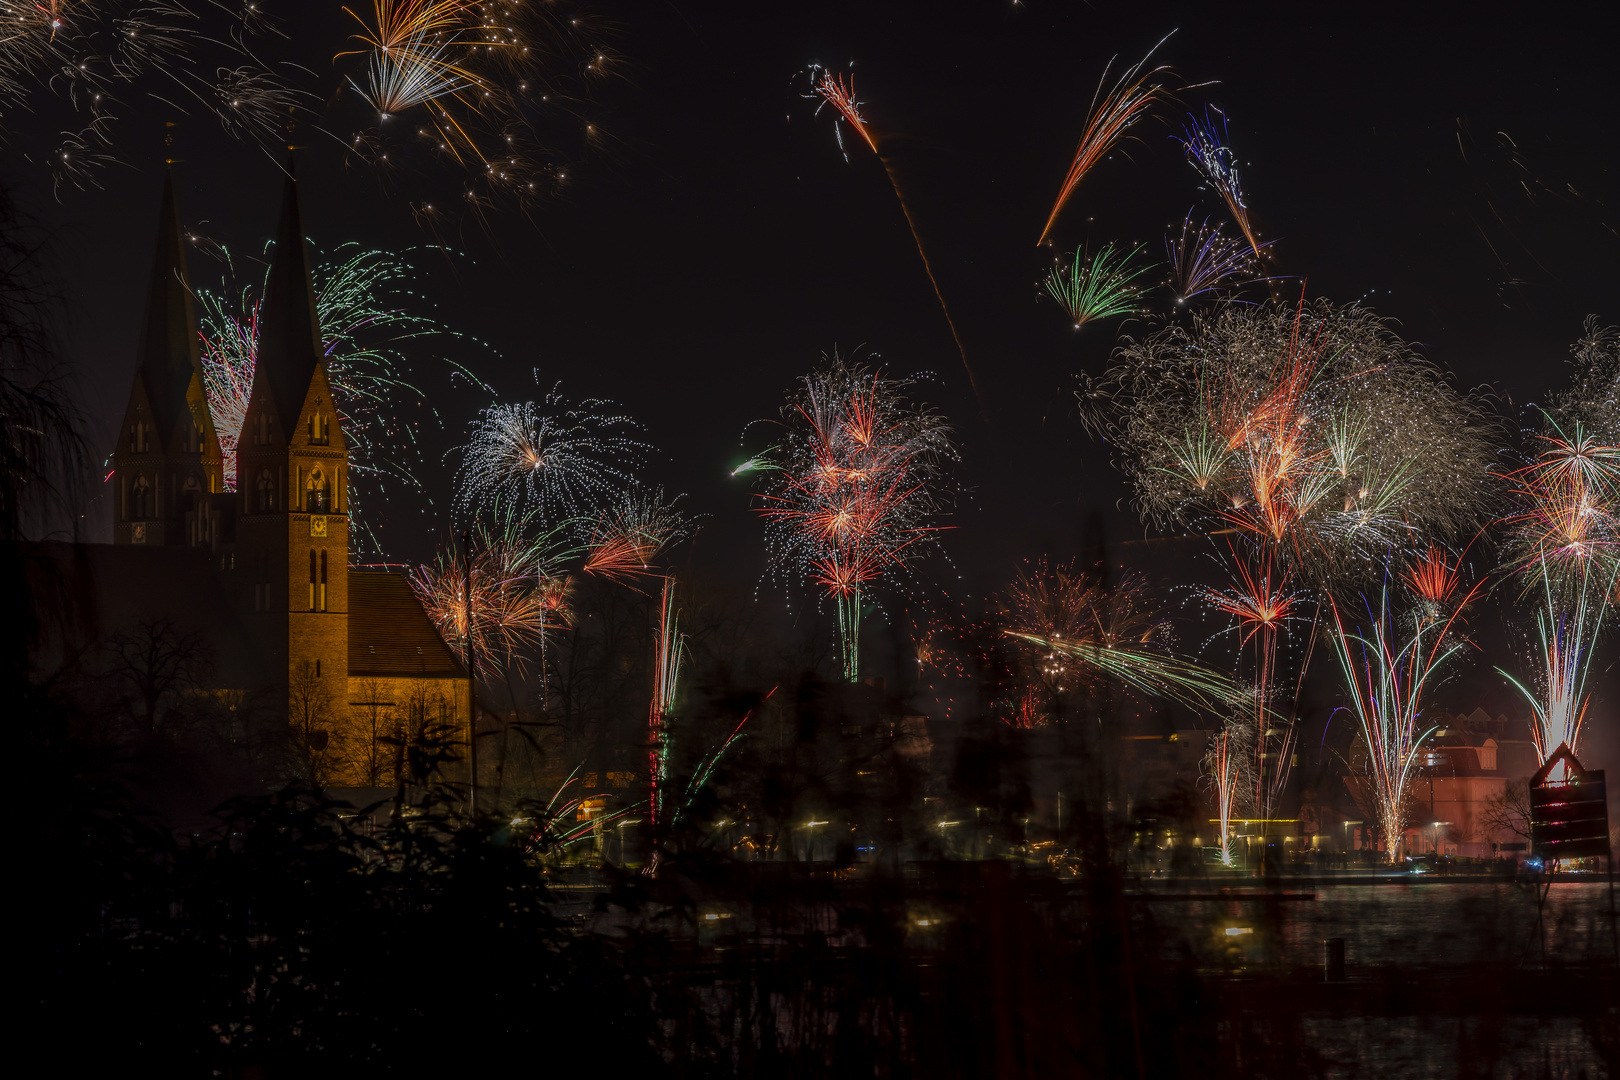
top-left (13, 1), bottom-right (1617, 727)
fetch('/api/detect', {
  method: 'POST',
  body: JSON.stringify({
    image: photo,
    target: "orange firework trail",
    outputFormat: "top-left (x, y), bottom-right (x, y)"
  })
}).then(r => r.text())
top-left (811, 68), bottom-right (982, 411)
top-left (1036, 34), bottom-right (1175, 247)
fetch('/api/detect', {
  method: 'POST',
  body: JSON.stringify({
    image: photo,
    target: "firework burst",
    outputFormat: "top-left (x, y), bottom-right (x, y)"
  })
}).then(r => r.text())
top-left (1202, 550), bottom-right (1301, 817)
top-left (1092, 299), bottom-right (1496, 588)
top-left (1, 0), bottom-right (308, 191)
top-left (1043, 242), bottom-right (1153, 328)
top-left (336, 0), bottom-right (618, 213)
top-left (196, 241), bottom-right (467, 554)
top-left (1497, 418), bottom-right (1620, 593)
top-left (410, 508), bottom-right (574, 675)
top-left (1166, 214), bottom-right (1269, 303)
top-left (1494, 325), bottom-right (1619, 762)
top-left (581, 487), bottom-right (689, 584)
top-left (1036, 34), bottom-right (1175, 247)
top-left (1093, 299), bottom-right (1493, 831)
top-left (753, 354), bottom-right (957, 681)
top-left (454, 384), bottom-right (647, 533)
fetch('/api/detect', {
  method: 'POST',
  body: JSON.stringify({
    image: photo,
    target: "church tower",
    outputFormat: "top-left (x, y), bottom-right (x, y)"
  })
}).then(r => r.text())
top-left (109, 172), bottom-right (224, 546)
top-left (234, 165), bottom-right (350, 714)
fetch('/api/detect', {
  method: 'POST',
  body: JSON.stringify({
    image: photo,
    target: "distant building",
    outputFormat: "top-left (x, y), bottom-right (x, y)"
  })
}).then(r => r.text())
top-left (23, 169), bottom-right (469, 787)
top-left (1411, 708), bottom-right (1538, 858)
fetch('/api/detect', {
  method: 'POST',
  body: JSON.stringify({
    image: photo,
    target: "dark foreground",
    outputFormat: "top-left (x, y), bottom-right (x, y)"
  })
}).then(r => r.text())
top-left (25, 767), bottom-right (1619, 1079)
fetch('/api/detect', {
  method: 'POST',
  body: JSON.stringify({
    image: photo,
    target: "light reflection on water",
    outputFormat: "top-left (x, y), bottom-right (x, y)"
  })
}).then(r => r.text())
top-left (1144, 882), bottom-right (1616, 1077)
top-left (1149, 881), bottom-right (1615, 969)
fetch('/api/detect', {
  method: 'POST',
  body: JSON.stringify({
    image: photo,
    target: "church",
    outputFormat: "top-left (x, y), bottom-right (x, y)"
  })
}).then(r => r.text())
top-left (28, 167), bottom-right (469, 787)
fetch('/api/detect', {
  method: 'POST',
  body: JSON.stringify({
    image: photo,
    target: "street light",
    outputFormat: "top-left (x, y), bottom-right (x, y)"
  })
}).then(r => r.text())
top-left (1343, 820), bottom-right (1362, 853)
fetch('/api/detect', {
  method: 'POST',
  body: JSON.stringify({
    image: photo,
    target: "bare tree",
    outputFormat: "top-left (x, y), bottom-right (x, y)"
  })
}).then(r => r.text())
top-left (346, 677), bottom-right (398, 787)
top-left (0, 183), bottom-right (84, 545)
top-left (105, 617), bottom-right (210, 732)
top-left (289, 665), bottom-right (342, 786)
top-left (1480, 778), bottom-right (1533, 847)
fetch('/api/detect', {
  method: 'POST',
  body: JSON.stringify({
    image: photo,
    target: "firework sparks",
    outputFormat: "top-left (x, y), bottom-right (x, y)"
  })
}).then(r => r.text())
top-left (1166, 214), bottom-right (1268, 303)
top-left (196, 241), bottom-right (464, 554)
top-left (1091, 299), bottom-right (1495, 587)
top-left (1180, 107), bottom-right (1263, 260)
top-left (1497, 560), bottom-right (1616, 763)
top-left (454, 385), bottom-right (647, 533)
top-left (1000, 560), bottom-right (1243, 717)
top-left (410, 510), bottom-right (573, 675)
top-left (336, 0), bottom-right (618, 213)
top-left (1329, 588), bottom-right (1474, 864)
top-left (649, 576), bottom-right (684, 824)
top-left (1036, 34), bottom-right (1174, 247)
top-left (753, 354), bottom-right (957, 681)
top-left (581, 487), bottom-right (689, 583)
top-left (523, 765), bottom-right (632, 856)
top-left (1203, 726), bottom-right (1244, 867)
top-left (1, 0), bottom-right (307, 190)
top-left (807, 64), bottom-right (982, 408)
top-left (1043, 242), bottom-right (1153, 328)
top-left (671, 689), bottom-right (777, 828)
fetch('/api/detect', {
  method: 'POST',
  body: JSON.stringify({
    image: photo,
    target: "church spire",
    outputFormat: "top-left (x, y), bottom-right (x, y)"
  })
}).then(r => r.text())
top-left (136, 169), bottom-right (206, 442)
top-left (256, 160), bottom-right (324, 437)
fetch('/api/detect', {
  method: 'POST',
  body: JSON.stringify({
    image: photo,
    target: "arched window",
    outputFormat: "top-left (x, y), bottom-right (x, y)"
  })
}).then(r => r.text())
top-left (308, 412), bottom-right (331, 446)
top-left (309, 549), bottom-right (318, 610)
top-left (256, 469), bottom-right (274, 512)
top-left (131, 475), bottom-right (152, 519)
top-left (319, 550), bottom-right (328, 612)
top-left (306, 467), bottom-right (328, 512)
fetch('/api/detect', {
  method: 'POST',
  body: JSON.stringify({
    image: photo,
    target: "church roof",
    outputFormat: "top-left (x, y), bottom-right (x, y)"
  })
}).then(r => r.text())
top-left (255, 163), bottom-right (324, 434)
top-left (348, 570), bottom-right (467, 680)
top-left (135, 172), bottom-right (207, 442)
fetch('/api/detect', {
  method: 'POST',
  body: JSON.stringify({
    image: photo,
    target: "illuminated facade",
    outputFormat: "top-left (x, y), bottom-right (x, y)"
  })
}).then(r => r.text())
top-left (98, 169), bottom-right (469, 784)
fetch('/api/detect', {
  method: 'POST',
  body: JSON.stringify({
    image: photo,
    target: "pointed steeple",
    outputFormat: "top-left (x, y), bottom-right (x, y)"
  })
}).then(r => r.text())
top-left (256, 160), bottom-right (324, 437)
top-left (136, 170), bottom-right (206, 441)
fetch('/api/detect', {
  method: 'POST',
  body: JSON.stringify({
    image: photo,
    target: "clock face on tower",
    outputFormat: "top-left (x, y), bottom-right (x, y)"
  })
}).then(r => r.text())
top-left (309, 515), bottom-right (328, 538)
top-left (131, 523), bottom-right (147, 544)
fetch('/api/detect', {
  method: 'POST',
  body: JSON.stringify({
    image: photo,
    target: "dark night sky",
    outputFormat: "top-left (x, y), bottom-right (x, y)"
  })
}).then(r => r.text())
top-left (11, 1), bottom-right (1617, 735)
